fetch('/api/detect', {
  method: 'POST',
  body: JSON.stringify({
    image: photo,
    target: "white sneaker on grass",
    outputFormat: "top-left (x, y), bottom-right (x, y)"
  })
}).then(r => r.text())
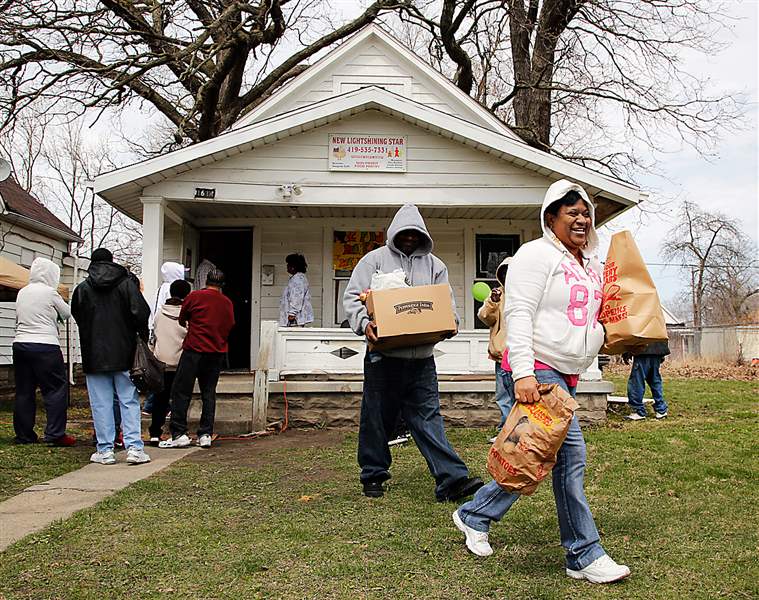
top-left (655, 411), bottom-right (668, 419)
top-left (566, 554), bottom-right (630, 584)
top-left (158, 434), bottom-right (191, 448)
top-left (90, 450), bottom-right (116, 465)
top-left (198, 434), bottom-right (212, 448)
top-left (452, 510), bottom-right (493, 557)
top-left (488, 436), bottom-right (497, 444)
top-left (625, 413), bottom-right (646, 421)
top-left (126, 448), bottom-right (151, 464)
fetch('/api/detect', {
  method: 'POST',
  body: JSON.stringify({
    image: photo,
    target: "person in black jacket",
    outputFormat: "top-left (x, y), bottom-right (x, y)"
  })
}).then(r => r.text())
top-left (623, 341), bottom-right (670, 420)
top-left (71, 248), bottom-right (152, 465)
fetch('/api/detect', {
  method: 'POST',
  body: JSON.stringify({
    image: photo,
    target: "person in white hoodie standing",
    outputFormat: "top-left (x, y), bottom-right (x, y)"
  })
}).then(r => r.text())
top-left (143, 261), bottom-right (185, 416)
top-left (453, 180), bottom-right (631, 584)
top-left (12, 257), bottom-right (75, 446)
top-left (148, 279), bottom-right (191, 445)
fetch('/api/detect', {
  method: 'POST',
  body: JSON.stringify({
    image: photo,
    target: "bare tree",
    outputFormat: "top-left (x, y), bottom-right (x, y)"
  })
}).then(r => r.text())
top-left (662, 200), bottom-right (758, 328)
top-left (0, 109), bottom-right (51, 191)
top-left (398, 0), bottom-right (743, 177)
top-left (0, 0), bottom-right (411, 146)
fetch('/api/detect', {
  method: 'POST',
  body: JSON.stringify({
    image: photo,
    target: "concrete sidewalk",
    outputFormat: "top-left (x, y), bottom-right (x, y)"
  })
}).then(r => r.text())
top-left (0, 446), bottom-right (196, 552)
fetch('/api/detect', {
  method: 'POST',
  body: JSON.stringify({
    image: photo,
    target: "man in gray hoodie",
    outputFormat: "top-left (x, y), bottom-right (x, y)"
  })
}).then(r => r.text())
top-left (344, 204), bottom-right (483, 500)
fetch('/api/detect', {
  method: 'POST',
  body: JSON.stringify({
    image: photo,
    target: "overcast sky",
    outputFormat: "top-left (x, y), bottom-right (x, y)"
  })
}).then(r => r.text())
top-left (596, 1), bottom-right (759, 310)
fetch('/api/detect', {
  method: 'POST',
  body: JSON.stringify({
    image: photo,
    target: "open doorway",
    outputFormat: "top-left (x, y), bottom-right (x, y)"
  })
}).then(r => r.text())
top-left (198, 229), bottom-right (253, 370)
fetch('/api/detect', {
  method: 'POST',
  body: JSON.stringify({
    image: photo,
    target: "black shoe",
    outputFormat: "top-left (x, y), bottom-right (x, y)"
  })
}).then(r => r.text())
top-left (362, 481), bottom-right (385, 498)
top-left (437, 477), bottom-right (484, 502)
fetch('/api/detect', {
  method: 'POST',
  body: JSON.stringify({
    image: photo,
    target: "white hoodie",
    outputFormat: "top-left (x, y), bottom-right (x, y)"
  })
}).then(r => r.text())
top-left (149, 261), bottom-right (185, 330)
top-left (14, 257), bottom-right (71, 346)
top-left (504, 180), bottom-right (605, 380)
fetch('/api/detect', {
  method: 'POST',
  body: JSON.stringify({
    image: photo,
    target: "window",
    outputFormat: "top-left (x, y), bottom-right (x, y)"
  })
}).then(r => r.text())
top-left (19, 249), bottom-right (34, 267)
top-left (474, 234), bottom-right (520, 329)
top-left (333, 230), bottom-right (385, 326)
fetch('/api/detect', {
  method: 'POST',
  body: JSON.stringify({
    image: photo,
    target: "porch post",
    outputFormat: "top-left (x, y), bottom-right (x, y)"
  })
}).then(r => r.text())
top-left (141, 196), bottom-right (164, 303)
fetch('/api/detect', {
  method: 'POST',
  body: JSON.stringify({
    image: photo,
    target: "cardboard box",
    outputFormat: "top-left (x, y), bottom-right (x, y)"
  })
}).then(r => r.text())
top-left (365, 284), bottom-right (457, 350)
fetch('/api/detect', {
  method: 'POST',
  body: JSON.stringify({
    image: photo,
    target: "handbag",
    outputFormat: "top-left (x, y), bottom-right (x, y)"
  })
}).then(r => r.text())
top-left (130, 335), bottom-right (166, 393)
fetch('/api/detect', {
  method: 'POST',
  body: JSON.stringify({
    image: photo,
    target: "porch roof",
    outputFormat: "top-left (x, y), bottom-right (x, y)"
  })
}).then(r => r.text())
top-left (95, 86), bottom-right (645, 224)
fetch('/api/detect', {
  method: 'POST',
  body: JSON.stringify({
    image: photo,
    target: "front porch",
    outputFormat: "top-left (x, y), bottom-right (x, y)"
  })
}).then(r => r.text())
top-left (196, 324), bottom-right (613, 434)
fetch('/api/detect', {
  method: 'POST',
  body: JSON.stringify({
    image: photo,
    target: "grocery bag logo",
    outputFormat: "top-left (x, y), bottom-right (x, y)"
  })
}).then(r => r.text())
top-left (394, 300), bottom-right (434, 315)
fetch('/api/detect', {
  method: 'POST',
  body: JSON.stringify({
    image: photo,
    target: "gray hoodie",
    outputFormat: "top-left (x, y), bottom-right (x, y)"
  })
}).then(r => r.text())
top-left (15, 257), bottom-right (71, 346)
top-left (343, 204), bottom-right (458, 359)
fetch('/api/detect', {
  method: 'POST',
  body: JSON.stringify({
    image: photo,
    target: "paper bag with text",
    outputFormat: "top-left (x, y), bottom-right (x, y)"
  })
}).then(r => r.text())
top-left (487, 384), bottom-right (578, 496)
top-left (599, 230), bottom-right (668, 355)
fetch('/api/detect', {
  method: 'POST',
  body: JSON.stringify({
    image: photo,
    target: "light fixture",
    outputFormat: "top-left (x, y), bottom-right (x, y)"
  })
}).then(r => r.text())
top-left (278, 183), bottom-right (303, 198)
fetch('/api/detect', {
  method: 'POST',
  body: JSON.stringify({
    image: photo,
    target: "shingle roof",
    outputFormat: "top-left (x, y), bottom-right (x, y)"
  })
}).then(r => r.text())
top-left (0, 176), bottom-right (81, 241)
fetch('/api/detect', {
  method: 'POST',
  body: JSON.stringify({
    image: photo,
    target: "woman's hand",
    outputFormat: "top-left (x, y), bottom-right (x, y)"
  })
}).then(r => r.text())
top-left (514, 376), bottom-right (540, 404)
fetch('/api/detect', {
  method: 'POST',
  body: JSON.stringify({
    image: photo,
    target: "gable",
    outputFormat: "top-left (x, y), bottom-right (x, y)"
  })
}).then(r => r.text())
top-left (233, 26), bottom-right (518, 139)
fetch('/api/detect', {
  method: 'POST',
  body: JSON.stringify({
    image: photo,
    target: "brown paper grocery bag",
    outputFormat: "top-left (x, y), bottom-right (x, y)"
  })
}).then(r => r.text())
top-left (599, 230), bottom-right (668, 355)
top-left (487, 384), bottom-right (578, 496)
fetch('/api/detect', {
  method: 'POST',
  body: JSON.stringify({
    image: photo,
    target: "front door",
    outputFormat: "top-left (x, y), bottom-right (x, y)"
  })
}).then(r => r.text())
top-left (198, 229), bottom-right (253, 370)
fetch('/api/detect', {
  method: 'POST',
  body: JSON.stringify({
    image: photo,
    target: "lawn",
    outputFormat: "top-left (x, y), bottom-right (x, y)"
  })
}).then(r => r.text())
top-left (0, 399), bottom-right (94, 502)
top-left (0, 377), bottom-right (756, 599)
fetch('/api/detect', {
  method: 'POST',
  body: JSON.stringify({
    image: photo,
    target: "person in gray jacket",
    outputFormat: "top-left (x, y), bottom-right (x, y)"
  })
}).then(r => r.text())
top-left (344, 204), bottom-right (483, 501)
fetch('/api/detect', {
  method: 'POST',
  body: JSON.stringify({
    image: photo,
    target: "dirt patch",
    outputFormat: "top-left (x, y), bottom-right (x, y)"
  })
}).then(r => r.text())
top-left (605, 360), bottom-right (757, 381)
top-left (182, 428), bottom-right (347, 469)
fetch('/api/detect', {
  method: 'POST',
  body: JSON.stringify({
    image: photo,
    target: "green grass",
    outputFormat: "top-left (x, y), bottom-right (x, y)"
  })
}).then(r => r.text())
top-left (0, 400), bottom-right (93, 502)
top-left (0, 378), bottom-right (757, 599)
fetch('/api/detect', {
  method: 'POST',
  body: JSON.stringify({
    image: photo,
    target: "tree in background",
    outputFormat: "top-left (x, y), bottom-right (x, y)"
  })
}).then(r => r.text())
top-left (396, 0), bottom-right (742, 177)
top-left (0, 0), bottom-right (410, 146)
top-left (662, 200), bottom-right (758, 328)
top-left (0, 116), bottom-right (141, 271)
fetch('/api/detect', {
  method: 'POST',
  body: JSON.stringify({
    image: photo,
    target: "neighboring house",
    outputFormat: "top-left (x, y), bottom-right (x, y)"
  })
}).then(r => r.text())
top-left (0, 175), bottom-right (84, 386)
top-left (93, 25), bottom-right (644, 427)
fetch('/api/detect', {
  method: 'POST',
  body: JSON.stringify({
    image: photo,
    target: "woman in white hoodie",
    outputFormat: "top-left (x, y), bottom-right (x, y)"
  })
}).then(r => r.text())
top-left (13, 257), bottom-right (74, 446)
top-left (148, 279), bottom-right (191, 445)
top-left (453, 181), bottom-right (630, 584)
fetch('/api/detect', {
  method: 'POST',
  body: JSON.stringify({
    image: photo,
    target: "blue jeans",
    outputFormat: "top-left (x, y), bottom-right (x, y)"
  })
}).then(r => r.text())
top-left (458, 368), bottom-right (606, 571)
top-left (627, 355), bottom-right (667, 417)
top-left (358, 352), bottom-right (470, 499)
top-left (86, 371), bottom-right (144, 453)
top-left (494, 362), bottom-right (515, 428)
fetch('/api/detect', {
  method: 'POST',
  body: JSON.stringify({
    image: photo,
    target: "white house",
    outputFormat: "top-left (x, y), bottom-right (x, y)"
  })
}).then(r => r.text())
top-left (0, 175), bottom-right (84, 385)
top-left (93, 25), bottom-right (641, 427)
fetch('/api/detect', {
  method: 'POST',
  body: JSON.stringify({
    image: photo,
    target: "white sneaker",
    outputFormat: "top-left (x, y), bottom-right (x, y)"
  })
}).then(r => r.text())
top-left (488, 436), bottom-right (497, 444)
top-left (625, 413), bottom-right (646, 421)
top-left (158, 434), bottom-right (191, 448)
top-left (198, 434), bottom-right (212, 448)
top-left (90, 450), bottom-right (116, 465)
top-left (655, 411), bottom-right (668, 419)
top-left (452, 510), bottom-right (493, 557)
top-left (566, 554), bottom-right (630, 584)
top-left (126, 448), bottom-right (151, 464)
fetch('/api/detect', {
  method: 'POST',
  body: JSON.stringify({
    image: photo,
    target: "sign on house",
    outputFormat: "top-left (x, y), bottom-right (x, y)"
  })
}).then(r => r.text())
top-left (328, 134), bottom-right (406, 172)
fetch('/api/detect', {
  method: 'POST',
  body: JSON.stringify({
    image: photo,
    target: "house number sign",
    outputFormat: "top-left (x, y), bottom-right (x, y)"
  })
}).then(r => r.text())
top-left (194, 187), bottom-right (216, 199)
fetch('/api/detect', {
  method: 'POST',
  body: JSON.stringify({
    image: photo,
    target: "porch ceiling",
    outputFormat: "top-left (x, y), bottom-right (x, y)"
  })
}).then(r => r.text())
top-left (167, 201), bottom-right (542, 222)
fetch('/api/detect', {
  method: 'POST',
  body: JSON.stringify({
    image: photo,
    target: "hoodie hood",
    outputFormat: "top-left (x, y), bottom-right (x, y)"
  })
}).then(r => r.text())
top-left (161, 303), bottom-right (182, 319)
top-left (29, 257), bottom-right (60, 289)
top-left (386, 204), bottom-right (433, 257)
top-left (161, 262), bottom-right (185, 284)
top-left (87, 261), bottom-right (129, 289)
top-left (540, 179), bottom-right (599, 256)
top-left (495, 256), bottom-right (512, 286)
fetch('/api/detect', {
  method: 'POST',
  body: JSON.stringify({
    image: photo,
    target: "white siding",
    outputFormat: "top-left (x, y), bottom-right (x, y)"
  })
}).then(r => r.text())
top-left (248, 38), bottom-right (494, 129)
top-left (0, 224), bottom-right (71, 365)
top-left (147, 111), bottom-right (549, 200)
top-left (162, 219), bottom-right (183, 263)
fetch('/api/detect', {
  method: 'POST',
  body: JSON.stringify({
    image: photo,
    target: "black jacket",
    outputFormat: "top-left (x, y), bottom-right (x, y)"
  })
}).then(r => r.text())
top-left (71, 262), bottom-right (150, 374)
